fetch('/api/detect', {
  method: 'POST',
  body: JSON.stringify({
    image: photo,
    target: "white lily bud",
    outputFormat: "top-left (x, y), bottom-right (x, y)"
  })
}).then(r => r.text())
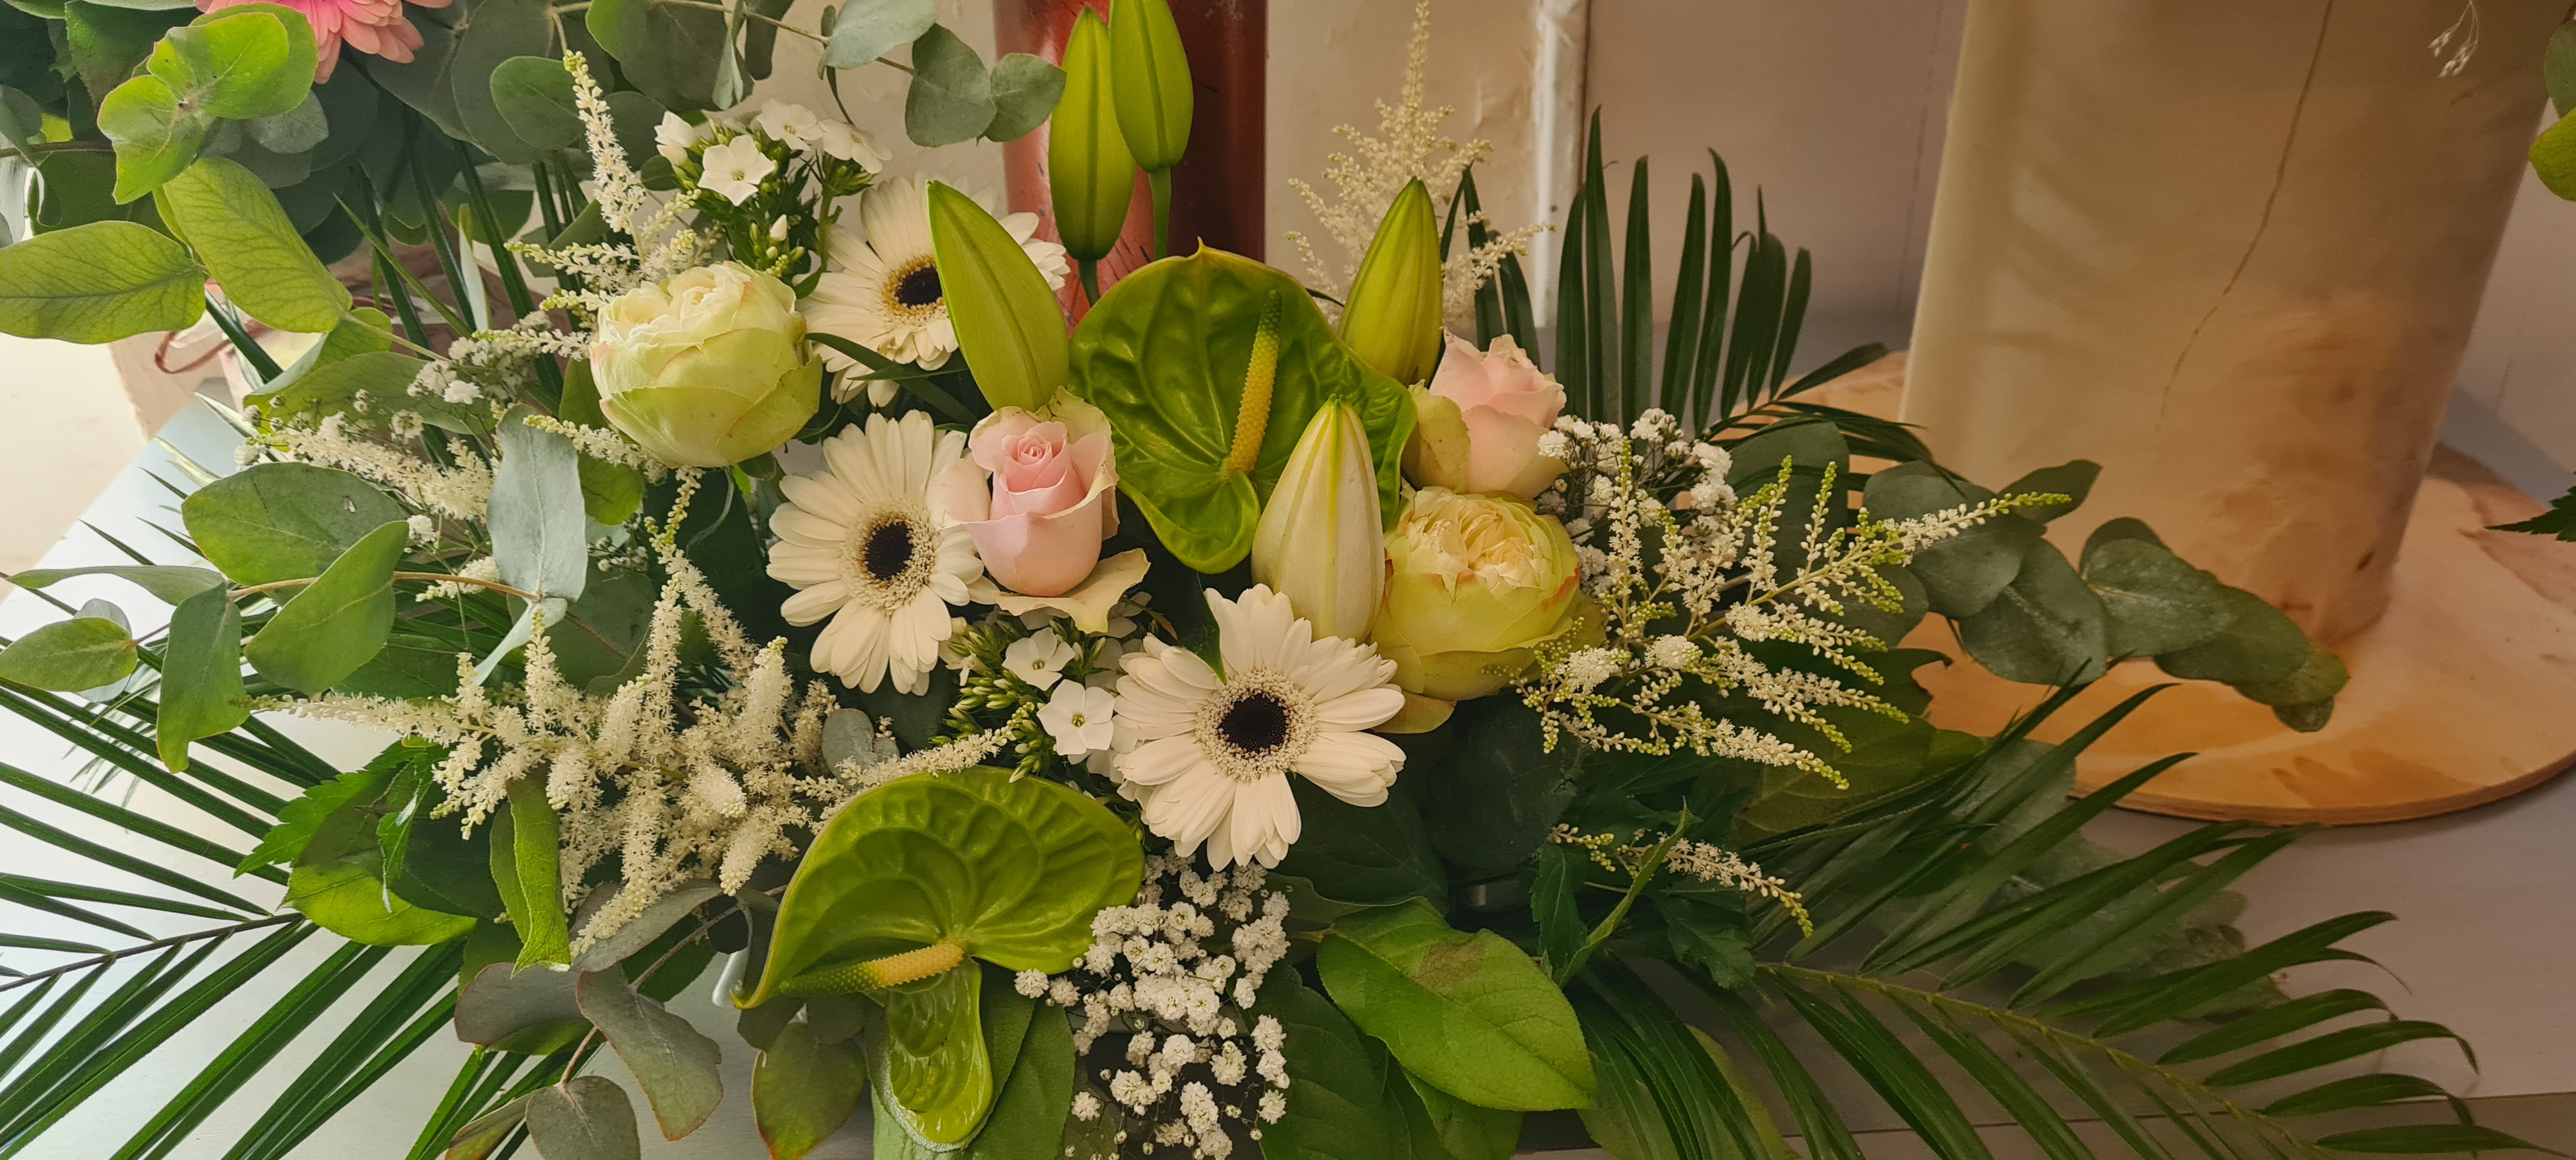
top-left (1252, 401), bottom-right (1384, 642)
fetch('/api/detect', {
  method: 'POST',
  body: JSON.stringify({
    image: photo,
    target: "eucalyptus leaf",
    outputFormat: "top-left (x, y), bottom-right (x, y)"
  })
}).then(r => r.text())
top-left (0, 617), bottom-right (139, 692)
top-left (2153, 586), bottom-right (2310, 686)
top-left (747, 766), bottom-right (1140, 1003)
top-left (1957, 540), bottom-right (2109, 685)
top-left (490, 54), bottom-right (582, 151)
top-left (243, 519), bottom-right (407, 692)
top-left (903, 24), bottom-right (992, 148)
top-left (444, 1096), bottom-right (530, 1160)
top-left (97, 75), bottom-right (206, 202)
top-left (2080, 536), bottom-right (2230, 657)
top-left (1999, 459), bottom-right (2098, 524)
top-left (1864, 462), bottom-right (2037, 619)
top-left (156, 156), bottom-right (351, 332)
top-left (446, 0), bottom-right (551, 164)
top-left (491, 411), bottom-right (592, 602)
top-left (1316, 899), bottom-right (1594, 1110)
top-left (525, 1074), bottom-right (643, 1160)
top-left (156, 583), bottom-right (248, 770)
top-left (983, 52), bottom-right (1062, 142)
top-left (820, 0), bottom-right (931, 69)
top-left (2235, 647), bottom-right (2349, 708)
top-left (571, 880), bottom-right (722, 972)
top-left (586, 0), bottom-right (726, 111)
top-left (755, 1021), bottom-right (868, 1160)
top-left (0, 219), bottom-right (206, 341)
top-left (575, 968), bottom-right (724, 1138)
top-left (243, 91), bottom-right (326, 153)
top-left (11, 563), bottom-right (227, 604)
top-left (454, 959), bottom-right (583, 1044)
top-left (1069, 247), bottom-right (1412, 572)
top-left (182, 461), bottom-right (405, 585)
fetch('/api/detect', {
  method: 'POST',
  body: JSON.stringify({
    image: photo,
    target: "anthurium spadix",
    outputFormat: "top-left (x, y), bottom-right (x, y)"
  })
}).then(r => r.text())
top-left (924, 180), bottom-right (1068, 412)
top-left (1339, 178), bottom-right (1443, 386)
top-left (1050, 10), bottom-right (1135, 301)
top-left (1253, 401), bottom-right (1384, 641)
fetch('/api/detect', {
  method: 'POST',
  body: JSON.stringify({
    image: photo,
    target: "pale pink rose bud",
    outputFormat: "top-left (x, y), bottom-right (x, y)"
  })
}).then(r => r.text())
top-left (931, 392), bottom-right (1120, 597)
top-left (1402, 332), bottom-right (1569, 500)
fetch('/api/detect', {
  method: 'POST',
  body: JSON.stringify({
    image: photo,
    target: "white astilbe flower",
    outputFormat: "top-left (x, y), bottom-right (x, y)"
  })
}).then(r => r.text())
top-left (1282, 0), bottom-right (1544, 324)
top-left (1041, 855), bottom-right (1293, 1158)
top-left (1519, 413), bottom-right (2058, 782)
top-left (1549, 823), bottom-right (1811, 935)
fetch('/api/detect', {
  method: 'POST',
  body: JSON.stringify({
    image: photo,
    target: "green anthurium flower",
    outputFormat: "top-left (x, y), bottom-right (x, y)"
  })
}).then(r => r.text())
top-left (1338, 178), bottom-right (1444, 386)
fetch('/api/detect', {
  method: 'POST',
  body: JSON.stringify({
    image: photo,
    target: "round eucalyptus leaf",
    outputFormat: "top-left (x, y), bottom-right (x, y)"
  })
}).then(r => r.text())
top-left (489, 54), bottom-right (582, 151)
top-left (97, 74), bottom-right (204, 202)
top-left (821, 0), bottom-right (933, 69)
top-left (1957, 540), bottom-right (2109, 685)
top-left (745, 766), bottom-right (1141, 1005)
top-left (2152, 586), bottom-right (2310, 686)
top-left (181, 461), bottom-right (405, 585)
top-left (447, 0), bottom-right (552, 164)
top-left (903, 24), bottom-right (992, 148)
top-left (243, 519), bottom-right (408, 693)
top-left (0, 617), bottom-right (138, 691)
top-left (983, 52), bottom-right (1063, 142)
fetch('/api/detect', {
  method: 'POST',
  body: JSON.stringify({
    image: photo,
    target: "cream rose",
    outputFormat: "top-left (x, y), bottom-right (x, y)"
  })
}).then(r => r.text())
top-left (590, 263), bottom-right (820, 468)
top-left (1402, 332), bottom-right (1568, 500)
top-left (933, 390), bottom-right (1119, 597)
top-left (1370, 487), bottom-right (1586, 701)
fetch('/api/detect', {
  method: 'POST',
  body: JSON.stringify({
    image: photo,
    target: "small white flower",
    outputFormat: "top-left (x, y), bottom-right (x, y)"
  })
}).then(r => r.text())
top-left (1647, 635), bottom-right (1699, 669)
top-left (1014, 968), bottom-right (1049, 998)
top-left (813, 120), bottom-right (888, 170)
top-left (699, 136), bottom-right (775, 204)
top-left (753, 100), bottom-right (822, 149)
top-left (769, 215), bottom-right (790, 241)
top-left (1004, 632), bottom-right (1078, 689)
top-left (1562, 647), bottom-right (1622, 692)
top-left (1259, 1089), bottom-right (1287, 1122)
top-left (406, 514), bottom-right (437, 546)
top-left (1071, 1092), bottom-right (1102, 1121)
top-left (654, 111), bottom-right (708, 165)
top-left (1041, 683), bottom-right (1117, 759)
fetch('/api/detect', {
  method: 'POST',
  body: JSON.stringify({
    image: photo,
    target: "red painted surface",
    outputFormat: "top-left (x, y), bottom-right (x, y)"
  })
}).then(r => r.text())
top-left (994, 0), bottom-right (1267, 319)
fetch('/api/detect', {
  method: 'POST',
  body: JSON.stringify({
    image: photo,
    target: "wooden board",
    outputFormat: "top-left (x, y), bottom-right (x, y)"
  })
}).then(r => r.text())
top-left (1811, 356), bottom-right (2576, 824)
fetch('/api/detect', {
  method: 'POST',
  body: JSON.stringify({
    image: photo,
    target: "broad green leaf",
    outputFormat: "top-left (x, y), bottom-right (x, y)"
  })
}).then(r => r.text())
top-left (181, 3), bottom-right (318, 108)
top-left (1998, 459), bottom-right (2098, 524)
top-left (151, 11), bottom-right (306, 119)
top-left (1107, 0), bottom-right (1190, 171)
top-left (454, 959), bottom-right (583, 1044)
top-left (2152, 586), bottom-right (2309, 685)
top-left (585, 0), bottom-right (724, 111)
top-left (926, 179), bottom-right (1065, 411)
top-left (282, 781), bottom-right (476, 945)
top-left (1272, 779), bottom-right (1446, 911)
top-left (747, 766), bottom-right (1141, 1002)
top-left (0, 219), bottom-right (205, 341)
top-left (2234, 646), bottom-right (2348, 707)
top-left (157, 156), bottom-right (350, 332)
top-left (11, 563), bottom-right (227, 604)
top-left (1069, 247), bottom-right (1412, 571)
top-left (1958, 540), bottom-right (2108, 685)
top-left (181, 461), bottom-right (404, 584)
top-left (490, 54), bottom-right (583, 151)
top-left (491, 412), bottom-right (592, 601)
top-left (249, 349), bottom-right (495, 433)
top-left (903, 24), bottom-right (992, 148)
top-left (983, 52), bottom-right (1062, 142)
top-left (1406, 1072), bottom-right (1523, 1160)
top-left (156, 584), bottom-right (248, 770)
top-left (755, 1021), bottom-right (867, 1160)
top-left (1864, 462), bottom-right (2038, 618)
top-left (2534, 107), bottom-right (2576, 201)
top-left (2080, 536), bottom-right (2229, 657)
top-left (493, 777), bottom-right (571, 969)
top-left (576, 968), bottom-right (724, 1138)
top-left (97, 75), bottom-right (206, 202)
top-left (448, 0), bottom-right (551, 163)
top-left (822, 0), bottom-right (933, 68)
top-left (243, 519), bottom-right (406, 692)
top-left (334, 632), bottom-right (466, 698)
top-left (525, 1074), bottom-right (643, 1160)
top-left (579, 457), bottom-right (647, 526)
top-left (1046, 11), bottom-right (1135, 263)
top-left (0, 617), bottom-right (137, 692)
top-left (1252, 972), bottom-right (1421, 1160)
top-left (1418, 697), bottom-right (1579, 877)
top-left (1317, 899), bottom-right (1594, 1110)
top-left (870, 964), bottom-right (990, 1146)
top-left (445, 1096), bottom-right (531, 1160)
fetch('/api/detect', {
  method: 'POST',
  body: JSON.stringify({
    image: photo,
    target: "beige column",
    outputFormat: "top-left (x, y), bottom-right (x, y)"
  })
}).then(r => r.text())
top-left (1903, 0), bottom-right (2563, 643)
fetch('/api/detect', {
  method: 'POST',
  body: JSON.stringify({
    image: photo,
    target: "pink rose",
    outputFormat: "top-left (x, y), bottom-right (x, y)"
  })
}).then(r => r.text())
top-left (934, 393), bottom-right (1119, 597)
top-left (1402, 333), bottom-right (1567, 500)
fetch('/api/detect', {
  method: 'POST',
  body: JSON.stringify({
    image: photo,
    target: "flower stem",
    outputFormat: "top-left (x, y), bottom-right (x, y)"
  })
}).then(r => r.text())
top-left (1147, 167), bottom-right (1173, 260)
top-left (0, 913), bottom-right (302, 995)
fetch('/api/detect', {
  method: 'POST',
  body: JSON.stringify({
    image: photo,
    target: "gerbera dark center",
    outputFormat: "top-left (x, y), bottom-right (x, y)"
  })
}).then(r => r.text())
top-left (1218, 692), bottom-right (1292, 755)
top-left (862, 521), bottom-right (916, 584)
top-left (894, 264), bottom-right (943, 309)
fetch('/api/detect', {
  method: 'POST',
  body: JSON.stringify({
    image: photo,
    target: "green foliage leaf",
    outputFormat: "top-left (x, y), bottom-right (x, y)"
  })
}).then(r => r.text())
top-left (248, 349), bottom-right (494, 434)
top-left (2080, 536), bottom-right (2229, 657)
top-left (1317, 898), bottom-right (1594, 1110)
top-left (2494, 482), bottom-right (2576, 538)
top-left (822, 0), bottom-right (933, 68)
top-left (2235, 646), bottom-right (2349, 708)
top-left (2547, 20), bottom-right (2576, 118)
top-left (925, 179), bottom-right (1066, 411)
top-left (1406, 1072), bottom-right (1523, 1160)
top-left (454, 959), bottom-right (583, 1044)
top-left (525, 1074), bottom-right (643, 1160)
top-left (0, 219), bottom-right (206, 342)
top-left (753, 1019), bottom-right (867, 1160)
top-left (489, 54), bottom-right (581, 151)
top-left (983, 52), bottom-right (1062, 142)
top-left (1998, 460), bottom-right (2097, 524)
top-left (98, 75), bottom-right (206, 202)
top-left (152, 11), bottom-right (309, 119)
top-left (1418, 697), bottom-right (1579, 878)
top-left (182, 461), bottom-right (404, 585)
top-left (1070, 247), bottom-right (1412, 572)
top-left (1864, 462), bottom-right (2039, 618)
top-left (878, 980), bottom-right (1077, 1159)
top-left (1273, 778), bottom-right (1446, 911)
top-left (157, 156), bottom-right (351, 332)
top-left (156, 583), bottom-right (248, 770)
top-left (282, 776), bottom-right (476, 945)
top-left (1252, 972), bottom-right (1422, 1160)
top-left (242, 519), bottom-right (406, 692)
top-left (1958, 540), bottom-right (2108, 685)
top-left (871, 964), bottom-right (991, 1146)
top-left (447, 0), bottom-right (551, 163)
top-left (10, 564), bottom-right (227, 605)
top-left (491, 411), bottom-right (592, 602)
top-left (244, 93), bottom-right (327, 153)
top-left (2533, 106), bottom-right (2576, 201)
top-left (575, 968), bottom-right (724, 1138)
top-left (903, 24), bottom-right (992, 148)
top-left (749, 766), bottom-right (1142, 1003)
top-left (2152, 586), bottom-right (2309, 685)
top-left (1107, 0), bottom-right (1190, 171)
top-left (494, 777), bottom-right (571, 969)
top-left (0, 617), bottom-right (138, 692)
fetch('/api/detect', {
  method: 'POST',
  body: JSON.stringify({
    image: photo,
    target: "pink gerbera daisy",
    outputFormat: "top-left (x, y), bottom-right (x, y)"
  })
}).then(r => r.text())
top-left (197, 0), bottom-right (456, 81)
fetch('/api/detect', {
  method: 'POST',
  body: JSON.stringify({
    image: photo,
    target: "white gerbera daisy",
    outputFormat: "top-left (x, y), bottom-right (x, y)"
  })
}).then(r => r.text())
top-left (800, 176), bottom-right (1073, 399)
top-left (1110, 585), bottom-right (1407, 870)
top-left (767, 411), bottom-right (985, 694)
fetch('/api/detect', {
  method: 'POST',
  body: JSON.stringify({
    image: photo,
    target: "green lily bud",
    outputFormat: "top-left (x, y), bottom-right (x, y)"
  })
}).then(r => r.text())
top-left (1339, 179), bottom-right (1443, 386)
top-left (590, 263), bottom-right (821, 469)
top-left (1049, 10), bottom-right (1136, 270)
top-left (925, 179), bottom-right (1070, 412)
top-left (1108, 0), bottom-right (1193, 172)
top-left (1252, 401), bottom-right (1383, 641)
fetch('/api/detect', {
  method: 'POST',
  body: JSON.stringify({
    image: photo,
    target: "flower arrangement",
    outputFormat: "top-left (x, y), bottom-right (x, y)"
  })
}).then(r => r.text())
top-left (0, 2), bottom-right (2538, 1159)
